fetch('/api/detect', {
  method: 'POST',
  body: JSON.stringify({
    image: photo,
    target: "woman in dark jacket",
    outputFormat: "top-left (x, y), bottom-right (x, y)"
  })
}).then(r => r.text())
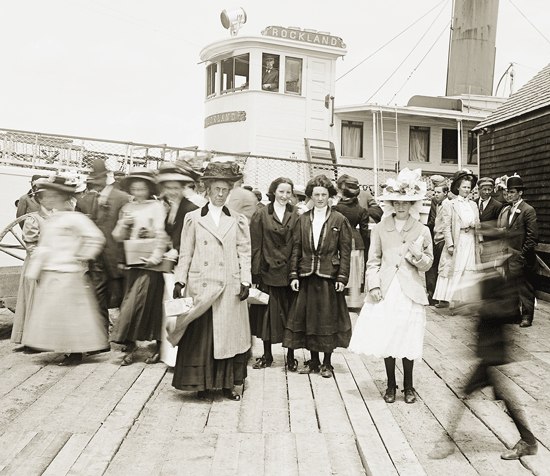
top-left (249, 177), bottom-right (300, 369)
top-left (284, 175), bottom-right (353, 378)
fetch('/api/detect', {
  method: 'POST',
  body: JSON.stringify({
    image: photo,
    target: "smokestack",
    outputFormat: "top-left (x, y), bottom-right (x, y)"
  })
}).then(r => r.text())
top-left (446, 0), bottom-right (499, 96)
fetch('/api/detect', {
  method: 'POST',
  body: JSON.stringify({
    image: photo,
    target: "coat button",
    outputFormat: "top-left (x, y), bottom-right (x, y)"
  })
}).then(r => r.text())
top-left (219, 262), bottom-right (224, 266)
top-left (202, 282), bottom-right (207, 287)
top-left (402, 240), bottom-right (406, 243)
top-left (396, 264), bottom-right (399, 269)
top-left (204, 261), bottom-right (208, 266)
top-left (204, 240), bottom-right (208, 245)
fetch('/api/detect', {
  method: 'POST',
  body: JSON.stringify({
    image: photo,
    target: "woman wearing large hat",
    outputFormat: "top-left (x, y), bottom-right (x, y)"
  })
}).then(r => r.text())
top-left (350, 168), bottom-right (433, 403)
top-left (110, 168), bottom-right (169, 365)
top-left (169, 160), bottom-right (252, 400)
top-left (22, 176), bottom-right (108, 365)
top-left (433, 169), bottom-right (483, 308)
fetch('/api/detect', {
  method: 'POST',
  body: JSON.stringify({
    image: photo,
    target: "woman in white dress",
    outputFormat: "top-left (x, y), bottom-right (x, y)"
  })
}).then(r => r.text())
top-left (350, 169), bottom-right (433, 404)
top-left (433, 169), bottom-right (483, 307)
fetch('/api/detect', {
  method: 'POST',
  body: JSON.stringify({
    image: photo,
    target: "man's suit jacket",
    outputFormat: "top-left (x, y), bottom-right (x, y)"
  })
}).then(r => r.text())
top-left (496, 200), bottom-right (539, 276)
top-left (76, 187), bottom-right (129, 279)
top-left (262, 68), bottom-right (279, 90)
top-left (427, 198), bottom-right (438, 237)
top-left (476, 197), bottom-right (503, 222)
top-left (165, 197), bottom-right (198, 253)
top-left (226, 187), bottom-right (258, 224)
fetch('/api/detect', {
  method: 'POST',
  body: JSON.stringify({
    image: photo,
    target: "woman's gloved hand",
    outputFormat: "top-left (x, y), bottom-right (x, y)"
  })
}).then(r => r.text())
top-left (238, 283), bottom-right (250, 301)
top-left (173, 282), bottom-right (185, 299)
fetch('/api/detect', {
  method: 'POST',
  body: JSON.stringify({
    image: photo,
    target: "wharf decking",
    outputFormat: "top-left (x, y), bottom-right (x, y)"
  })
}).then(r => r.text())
top-left (1, 304), bottom-right (550, 476)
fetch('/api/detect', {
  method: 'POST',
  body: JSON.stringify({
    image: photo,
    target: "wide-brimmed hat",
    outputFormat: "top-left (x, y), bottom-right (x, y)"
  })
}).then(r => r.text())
top-left (87, 159), bottom-right (109, 184)
top-left (202, 160), bottom-right (242, 182)
top-left (120, 167), bottom-right (157, 192)
top-left (450, 169), bottom-right (477, 195)
top-left (174, 160), bottom-right (203, 182)
top-left (506, 174), bottom-right (525, 190)
top-left (381, 168), bottom-right (426, 202)
top-left (157, 164), bottom-right (194, 184)
top-left (477, 177), bottom-right (495, 189)
top-left (39, 175), bottom-right (78, 194)
top-left (337, 174), bottom-right (360, 197)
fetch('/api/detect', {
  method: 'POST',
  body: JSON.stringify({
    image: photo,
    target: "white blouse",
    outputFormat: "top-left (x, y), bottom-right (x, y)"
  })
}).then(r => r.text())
top-left (273, 202), bottom-right (286, 223)
top-left (456, 196), bottom-right (475, 228)
top-left (312, 206), bottom-right (327, 249)
top-left (209, 203), bottom-right (223, 227)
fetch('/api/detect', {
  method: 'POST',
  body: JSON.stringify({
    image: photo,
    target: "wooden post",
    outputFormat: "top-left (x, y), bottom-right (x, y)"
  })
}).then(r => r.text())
top-left (372, 111), bottom-right (378, 197)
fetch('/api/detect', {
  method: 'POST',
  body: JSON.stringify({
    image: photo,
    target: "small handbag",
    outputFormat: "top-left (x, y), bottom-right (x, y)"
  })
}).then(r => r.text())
top-left (247, 287), bottom-right (270, 305)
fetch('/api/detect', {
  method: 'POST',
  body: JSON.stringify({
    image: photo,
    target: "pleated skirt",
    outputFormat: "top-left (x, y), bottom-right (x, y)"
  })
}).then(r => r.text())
top-left (110, 268), bottom-right (164, 344)
top-left (249, 284), bottom-right (294, 344)
top-left (22, 271), bottom-right (108, 353)
top-left (283, 274), bottom-right (352, 353)
top-left (172, 307), bottom-right (248, 392)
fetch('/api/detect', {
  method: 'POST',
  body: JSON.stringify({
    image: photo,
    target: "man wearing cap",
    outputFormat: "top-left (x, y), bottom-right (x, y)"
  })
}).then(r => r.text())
top-left (16, 175), bottom-right (45, 227)
top-left (262, 56), bottom-right (279, 91)
top-left (496, 175), bottom-right (539, 327)
top-left (76, 159), bottom-right (130, 327)
top-left (476, 177), bottom-right (503, 223)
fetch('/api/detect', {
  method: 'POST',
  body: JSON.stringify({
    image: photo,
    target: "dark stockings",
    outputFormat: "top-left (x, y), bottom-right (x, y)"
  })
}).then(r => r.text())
top-left (309, 351), bottom-right (332, 368)
top-left (263, 340), bottom-right (273, 361)
top-left (287, 348), bottom-right (294, 363)
top-left (384, 357), bottom-right (414, 389)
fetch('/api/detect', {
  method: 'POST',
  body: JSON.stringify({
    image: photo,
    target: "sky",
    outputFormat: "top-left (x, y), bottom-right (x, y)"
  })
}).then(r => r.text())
top-left (0, 0), bottom-right (549, 148)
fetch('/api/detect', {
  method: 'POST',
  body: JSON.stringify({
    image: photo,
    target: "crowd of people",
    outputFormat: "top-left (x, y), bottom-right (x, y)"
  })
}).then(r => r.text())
top-left (9, 160), bottom-right (540, 461)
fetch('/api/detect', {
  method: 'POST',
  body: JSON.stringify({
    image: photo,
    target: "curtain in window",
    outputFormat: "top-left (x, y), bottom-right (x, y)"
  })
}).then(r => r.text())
top-left (409, 129), bottom-right (428, 162)
top-left (342, 125), bottom-right (362, 157)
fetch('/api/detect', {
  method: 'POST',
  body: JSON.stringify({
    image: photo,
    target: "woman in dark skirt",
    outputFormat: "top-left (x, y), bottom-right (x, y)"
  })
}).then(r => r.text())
top-left (249, 177), bottom-right (299, 369)
top-left (110, 168), bottom-right (169, 365)
top-left (284, 175), bottom-right (353, 378)
top-left (169, 160), bottom-right (252, 400)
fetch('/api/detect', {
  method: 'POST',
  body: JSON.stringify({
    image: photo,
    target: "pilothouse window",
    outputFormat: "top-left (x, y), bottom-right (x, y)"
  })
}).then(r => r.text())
top-left (220, 54), bottom-right (249, 94)
top-left (207, 63), bottom-right (217, 98)
top-left (285, 57), bottom-right (302, 95)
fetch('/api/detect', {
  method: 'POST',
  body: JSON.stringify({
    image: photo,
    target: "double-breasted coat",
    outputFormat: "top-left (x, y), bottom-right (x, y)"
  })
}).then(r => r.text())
top-left (250, 202), bottom-right (299, 286)
top-left (366, 216), bottom-right (433, 305)
top-left (169, 204), bottom-right (252, 359)
top-left (437, 198), bottom-right (482, 278)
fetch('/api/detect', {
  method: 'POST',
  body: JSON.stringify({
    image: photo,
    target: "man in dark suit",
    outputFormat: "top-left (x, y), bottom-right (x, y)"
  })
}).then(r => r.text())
top-left (476, 177), bottom-right (503, 223)
top-left (76, 160), bottom-right (129, 329)
top-left (496, 175), bottom-right (539, 327)
top-left (262, 56), bottom-right (279, 91)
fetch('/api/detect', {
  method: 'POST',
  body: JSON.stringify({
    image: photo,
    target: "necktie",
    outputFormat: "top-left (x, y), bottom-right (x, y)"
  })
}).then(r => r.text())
top-left (478, 200), bottom-right (484, 217)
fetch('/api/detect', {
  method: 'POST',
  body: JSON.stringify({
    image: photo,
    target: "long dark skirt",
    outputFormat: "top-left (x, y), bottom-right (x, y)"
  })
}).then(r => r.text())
top-left (110, 268), bottom-right (164, 344)
top-left (172, 307), bottom-right (248, 392)
top-left (283, 274), bottom-right (352, 353)
top-left (249, 284), bottom-right (294, 344)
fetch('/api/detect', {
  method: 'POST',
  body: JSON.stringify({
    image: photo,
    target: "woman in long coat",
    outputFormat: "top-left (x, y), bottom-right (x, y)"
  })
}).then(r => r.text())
top-left (433, 169), bottom-right (483, 307)
top-left (284, 174), bottom-right (352, 378)
top-left (110, 168), bottom-right (169, 365)
top-left (169, 161), bottom-right (252, 400)
top-left (11, 179), bottom-right (51, 347)
top-left (22, 176), bottom-right (108, 365)
top-left (350, 169), bottom-right (433, 404)
top-left (249, 177), bottom-right (299, 369)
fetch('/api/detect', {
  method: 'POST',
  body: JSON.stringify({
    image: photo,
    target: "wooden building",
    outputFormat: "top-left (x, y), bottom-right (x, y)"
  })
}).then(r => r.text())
top-left (474, 62), bottom-right (550, 299)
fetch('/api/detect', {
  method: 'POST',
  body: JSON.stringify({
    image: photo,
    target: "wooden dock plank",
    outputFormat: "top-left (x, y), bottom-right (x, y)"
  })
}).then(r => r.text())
top-left (66, 366), bottom-right (166, 476)
top-left (209, 433), bottom-right (240, 476)
top-left (263, 433), bottom-right (299, 476)
top-left (287, 350), bottom-right (318, 434)
top-left (10, 431), bottom-right (71, 476)
top-left (325, 432), bottom-right (366, 476)
top-left (295, 433), bottom-right (332, 476)
top-left (261, 345), bottom-right (290, 433)
top-left (41, 434), bottom-right (93, 476)
top-left (158, 434), bottom-right (217, 476)
top-left (236, 433), bottom-right (265, 476)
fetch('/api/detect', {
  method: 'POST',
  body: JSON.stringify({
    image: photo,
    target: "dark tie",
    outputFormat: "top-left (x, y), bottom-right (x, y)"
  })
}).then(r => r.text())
top-left (478, 200), bottom-right (484, 217)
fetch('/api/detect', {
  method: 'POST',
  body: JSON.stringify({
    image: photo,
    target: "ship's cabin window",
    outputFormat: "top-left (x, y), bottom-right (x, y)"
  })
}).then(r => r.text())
top-left (285, 57), bottom-right (302, 95)
top-left (341, 121), bottom-right (363, 158)
top-left (441, 128), bottom-right (458, 164)
top-left (262, 53), bottom-right (279, 92)
top-left (409, 126), bottom-right (430, 162)
top-left (207, 63), bottom-right (217, 98)
top-left (220, 53), bottom-right (249, 94)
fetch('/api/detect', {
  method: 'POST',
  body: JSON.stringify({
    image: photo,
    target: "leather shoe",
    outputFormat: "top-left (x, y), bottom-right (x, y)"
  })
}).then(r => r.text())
top-left (383, 386), bottom-right (396, 403)
top-left (403, 387), bottom-right (417, 404)
top-left (519, 318), bottom-right (532, 328)
top-left (501, 439), bottom-right (538, 460)
top-left (320, 365), bottom-right (333, 378)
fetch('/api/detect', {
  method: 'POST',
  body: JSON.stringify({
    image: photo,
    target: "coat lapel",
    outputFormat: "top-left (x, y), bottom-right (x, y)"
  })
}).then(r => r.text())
top-left (508, 201), bottom-right (524, 227)
top-left (217, 210), bottom-right (235, 238)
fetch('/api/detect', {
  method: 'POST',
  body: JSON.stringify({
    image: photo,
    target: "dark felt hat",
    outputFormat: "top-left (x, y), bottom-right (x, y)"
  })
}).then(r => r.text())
top-left (202, 161), bottom-right (242, 182)
top-left (506, 175), bottom-right (525, 190)
top-left (450, 169), bottom-right (478, 195)
top-left (87, 159), bottom-right (109, 184)
top-left (174, 160), bottom-right (203, 182)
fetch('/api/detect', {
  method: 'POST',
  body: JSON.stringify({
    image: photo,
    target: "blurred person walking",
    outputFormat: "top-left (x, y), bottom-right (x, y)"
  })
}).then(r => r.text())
top-left (249, 177), bottom-right (299, 370)
top-left (22, 176), bottom-right (108, 365)
top-left (110, 169), bottom-right (169, 365)
top-left (350, 169), bottom-right (433, 404)
top-left (169, 161), bottom-right (252, 401)
top-left (11, 178), bottom-right (51, 347)
top-left (284, 175), bottom-right (352, 378)
top-left (16, 175), bottom-right (44, 227)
